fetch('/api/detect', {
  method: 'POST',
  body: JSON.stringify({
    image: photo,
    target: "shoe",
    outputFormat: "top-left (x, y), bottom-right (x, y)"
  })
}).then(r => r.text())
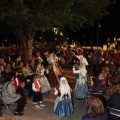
top-left (40, 104), bottom-right (45, 107)
top-left (33, 102), bottom-right (37, 104)
top-left (14, 111), bottom-right (24, 116)
top-left (35, 104), bottom-right (40, 108)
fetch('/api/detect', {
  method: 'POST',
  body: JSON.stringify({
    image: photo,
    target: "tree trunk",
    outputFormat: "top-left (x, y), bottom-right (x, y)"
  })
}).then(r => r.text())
top-left (14, 27), bottom-right (35, 63)
top-left (26, 27), bottom-right (35, 61)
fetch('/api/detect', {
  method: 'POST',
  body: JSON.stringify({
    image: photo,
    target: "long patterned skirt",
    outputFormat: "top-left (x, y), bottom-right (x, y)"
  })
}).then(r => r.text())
top-left (54, 97), bottom-right (73, 116)
top-left (74, 81), bottom-right (88, 99)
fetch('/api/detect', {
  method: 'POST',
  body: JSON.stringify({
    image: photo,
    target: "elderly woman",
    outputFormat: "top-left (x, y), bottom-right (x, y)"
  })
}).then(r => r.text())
top-left (1, 72), bottom-right (26, 116)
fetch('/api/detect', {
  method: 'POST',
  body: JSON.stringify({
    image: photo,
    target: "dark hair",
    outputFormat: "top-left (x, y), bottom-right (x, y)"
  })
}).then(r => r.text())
top-left (7, 72), bottom-right (15, 81)
top-left (86, 96), bottom-right (105, 118)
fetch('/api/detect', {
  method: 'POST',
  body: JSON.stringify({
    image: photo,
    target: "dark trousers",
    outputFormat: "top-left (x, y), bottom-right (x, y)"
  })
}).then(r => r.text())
top-left (16, 97), bottom-right (26, 112)
top-left (33, 91), bottom-right (42, 102)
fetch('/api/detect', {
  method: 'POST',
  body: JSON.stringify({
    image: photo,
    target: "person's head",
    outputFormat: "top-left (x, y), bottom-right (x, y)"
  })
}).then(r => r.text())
top-left (0, 65), bottom-right (4, 72)
top-left (100, 50), bottom-right (104, 55)
top-left (7, 72), bottom-right (15, 81)
top-left (33, 75), bottom-right (40, 82)
top-left (86, 96), bottom-right (105, 118)
top-left (40, 63), bottom-right (44, 69)
top-left (6, 62), bottom-right (11, 68)
top-left (114, 49), bottom-right (117, 54)
top-left (102, 67), bottom-right (109, 74)
top-left (0, 56), bottom-right (5, 63)
top-left (11, 61), bottom-right (16, 66)
top-left (59, 77), bottom-right (68, 85)
top-left (18, 61), bottom-right (24, 67)
top-left (59, 77), bottom-right (71, 100)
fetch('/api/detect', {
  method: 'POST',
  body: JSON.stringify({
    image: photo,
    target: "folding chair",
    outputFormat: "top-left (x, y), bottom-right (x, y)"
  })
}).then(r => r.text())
top-left (0, 94), bottom-right (16, 120)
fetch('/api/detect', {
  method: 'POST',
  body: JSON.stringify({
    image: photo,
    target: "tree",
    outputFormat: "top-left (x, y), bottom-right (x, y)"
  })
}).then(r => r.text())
top-left (0, 0), bottom-right (116, 62)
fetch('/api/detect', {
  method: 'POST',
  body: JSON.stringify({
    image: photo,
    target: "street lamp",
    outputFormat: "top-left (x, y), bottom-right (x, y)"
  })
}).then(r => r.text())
top-left (97, 22), bottom-right (101, 50)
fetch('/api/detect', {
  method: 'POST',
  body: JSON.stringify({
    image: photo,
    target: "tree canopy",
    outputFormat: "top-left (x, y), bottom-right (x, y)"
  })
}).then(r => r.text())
top-left (0, 0), bottom-right (116, 32)
top-left (0, 0), bottom-right (116, 61)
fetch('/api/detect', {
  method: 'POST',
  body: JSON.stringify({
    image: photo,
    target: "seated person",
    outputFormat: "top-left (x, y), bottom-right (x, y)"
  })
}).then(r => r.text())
top-left (0, 66), bottom-right (5, 120)
top-left (90, 67), bottom-right (110, 93)
top-left (22, 62), bottom-right (34, 82)
top-left (14, 68), bottom-right (29, 99)
top-left (1, 72), bottom-right (26, 116)
top-left (82, 96), bottom-right (108, 120)
top-left (107, 90), bottom-right (120, 120)
top-left (106, 58), bottom-right (116, 75)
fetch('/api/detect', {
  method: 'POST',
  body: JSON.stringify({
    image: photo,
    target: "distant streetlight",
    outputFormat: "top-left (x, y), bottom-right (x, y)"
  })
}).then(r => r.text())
top-left (97, 22), bottom-right (101, 49)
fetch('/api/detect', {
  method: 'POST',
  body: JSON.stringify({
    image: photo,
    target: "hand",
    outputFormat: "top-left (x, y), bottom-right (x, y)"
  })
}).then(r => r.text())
top-left (37, 88), bottom-right (40, 92)
top-left (53, 87), bottom-right (57, 91)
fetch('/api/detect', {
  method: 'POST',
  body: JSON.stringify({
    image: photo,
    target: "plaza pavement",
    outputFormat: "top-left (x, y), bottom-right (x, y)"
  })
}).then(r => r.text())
top-left (2, 66), bottom-right (87, 120)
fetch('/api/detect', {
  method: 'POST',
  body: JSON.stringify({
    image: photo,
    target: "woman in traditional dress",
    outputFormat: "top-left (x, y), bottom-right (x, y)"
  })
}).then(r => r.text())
top-left (73, 55), bottom-right (89, 99)
top-left (44, 51), bottom-right (59, 87)
top-left (54, 77), bottom-right (73, 116)
top-left (50, 53), bottom-right (63, 80)
top-left (36, 63), bottom-right (51, 96)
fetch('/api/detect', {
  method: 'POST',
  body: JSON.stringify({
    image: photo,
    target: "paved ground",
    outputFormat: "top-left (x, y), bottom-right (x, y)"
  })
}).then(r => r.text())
top-left (2, 66), bottom-right (87, 120)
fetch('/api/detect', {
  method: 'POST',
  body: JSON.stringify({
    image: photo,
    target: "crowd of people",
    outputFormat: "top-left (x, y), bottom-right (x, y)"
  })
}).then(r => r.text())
top-left (0, 41), bottom-right (120, 120)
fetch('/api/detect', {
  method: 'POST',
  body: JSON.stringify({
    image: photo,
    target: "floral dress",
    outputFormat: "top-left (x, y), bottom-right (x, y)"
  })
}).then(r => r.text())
top-left (73, 64), bottom-right (88, 99)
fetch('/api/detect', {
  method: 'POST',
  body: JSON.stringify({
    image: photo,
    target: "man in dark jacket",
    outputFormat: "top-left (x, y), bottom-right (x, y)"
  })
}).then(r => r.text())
top-left (107, 91), bottom-right (120, 120)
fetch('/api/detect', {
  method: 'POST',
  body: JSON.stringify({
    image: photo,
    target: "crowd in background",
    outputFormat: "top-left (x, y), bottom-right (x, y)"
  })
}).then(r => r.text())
top-left (0, 41), bottom-right (120, 119)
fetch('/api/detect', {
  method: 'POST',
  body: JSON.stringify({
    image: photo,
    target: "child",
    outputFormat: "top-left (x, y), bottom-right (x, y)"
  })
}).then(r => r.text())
top-left (54, 77), bottom-right (73, 116)
top-left (36, 63), bottom-right (51, 96)
top-left (32, 75), bottom-right (45, 108)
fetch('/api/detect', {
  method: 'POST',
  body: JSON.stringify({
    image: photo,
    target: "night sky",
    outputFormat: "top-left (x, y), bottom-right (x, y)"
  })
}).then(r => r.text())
top-left (99, 0), bottom-right (120, 42)
top-left (69, 0), bottom-right (120, 45)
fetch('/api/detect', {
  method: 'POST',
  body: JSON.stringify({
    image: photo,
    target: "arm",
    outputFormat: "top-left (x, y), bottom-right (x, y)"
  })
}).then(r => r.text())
top-left (72, 66), bottom-right (80, 74)
top-left (54, 88), bottom-right (58, 95)
top-left (7, 83), bottom-right (21, 98)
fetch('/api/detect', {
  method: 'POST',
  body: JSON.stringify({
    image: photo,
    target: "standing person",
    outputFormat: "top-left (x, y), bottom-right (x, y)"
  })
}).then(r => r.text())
top-left (82, 96), bottom-right (108, 120)
top-left (45, 51), bottom-right (58, 87)
top-left (50, 53), bottom-right (63, 79)
top-left (36, 63), bottom-right (51, 97)
top-left (90, 51), bottom-right (100, 76)
top-left (53, 77), bottom-right (73, 116)
top-left (32, 75), bottom-right (45, 108)
top-left (73, 55), bottom-right (89, 99)
top-left (1, 72), bottom-right (26, 116)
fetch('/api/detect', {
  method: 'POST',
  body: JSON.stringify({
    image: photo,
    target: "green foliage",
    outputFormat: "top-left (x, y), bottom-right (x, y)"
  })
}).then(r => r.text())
top-left (0, 0), bottom-right (116, 32)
